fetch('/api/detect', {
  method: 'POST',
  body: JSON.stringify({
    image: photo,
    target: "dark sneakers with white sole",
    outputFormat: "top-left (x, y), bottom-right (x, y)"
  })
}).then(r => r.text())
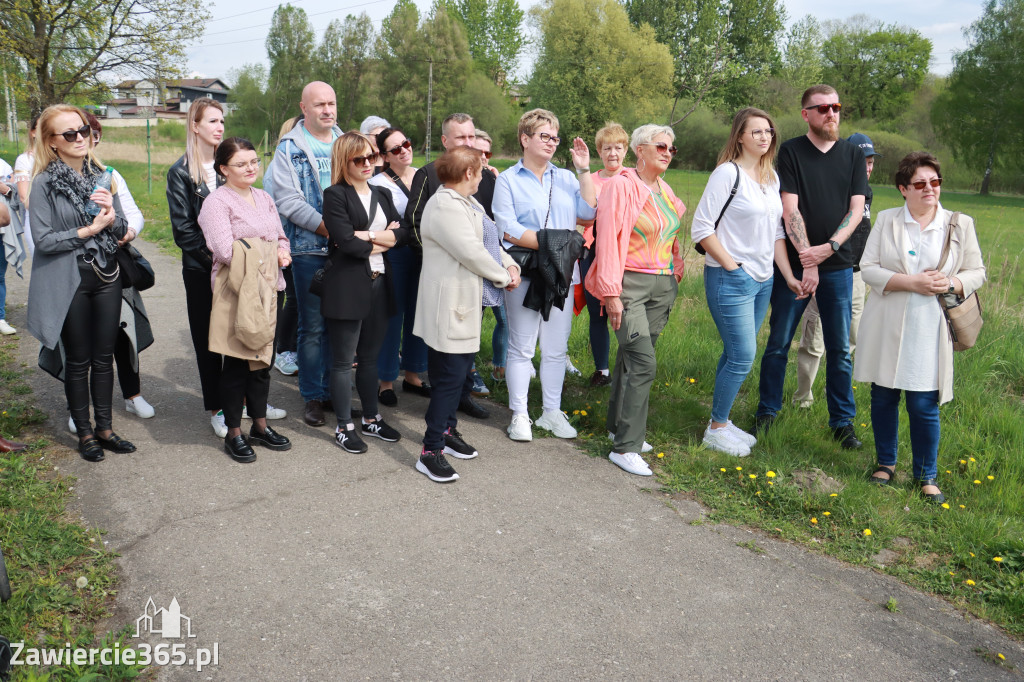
top-left (335, 424), bottom-right (368, 453)
top-left (416, 450), bottom-right (459, 482)
top-left (443, 428), bottom-right (479, 459)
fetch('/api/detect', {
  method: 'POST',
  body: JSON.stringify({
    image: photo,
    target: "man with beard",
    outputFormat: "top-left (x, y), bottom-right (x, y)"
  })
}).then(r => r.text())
top-left (755, 84), bottom-right (869, 449)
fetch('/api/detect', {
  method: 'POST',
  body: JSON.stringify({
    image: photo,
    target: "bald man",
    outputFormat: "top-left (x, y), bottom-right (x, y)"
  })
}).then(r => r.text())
top-left (266, 81), bottom-right (343, 428)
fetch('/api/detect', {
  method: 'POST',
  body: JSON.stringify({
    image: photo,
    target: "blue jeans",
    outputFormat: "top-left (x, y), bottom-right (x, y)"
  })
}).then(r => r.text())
top-left (0, 241), bottom-right (7, 320)
top-left (291, 254), bottom-right (332, 402)
top-left (704, 266), bottom-right (772, 424)
top-left (757, 267), bottom-right (855, 428)
top-left (377, 245), bottom-right (428, 381)
top-left (487, 302), bottom-right (508, 368)
top-left (871, 384), bottom-right (940, 481)
top-left (579, 248), bottom-right (610, 371)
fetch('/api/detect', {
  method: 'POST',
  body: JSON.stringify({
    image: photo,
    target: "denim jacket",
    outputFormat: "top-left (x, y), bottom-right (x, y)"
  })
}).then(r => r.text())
top-left (266, 121), bottom-right (342, 256)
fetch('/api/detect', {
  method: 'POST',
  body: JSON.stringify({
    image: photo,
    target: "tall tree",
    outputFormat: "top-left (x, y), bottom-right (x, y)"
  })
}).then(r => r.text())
top-left (316, 14), bottom-right (377, 130)
top-left (623, 0), bottom-right (784, 124)
top-left (227, 65), bottom-right (272, 143)
top-left (932, 0), bottom-right (1024, 194)
top-left (820, 16), bottom-right (931, 120)
top-left (444, 0), bottom-right (526, 88)
top-left (529, 0), bottom-right (673, 146)
top-left (0, 0), bottom-right (209, 110)
top-left (265, 4), bottom-right (316, 131)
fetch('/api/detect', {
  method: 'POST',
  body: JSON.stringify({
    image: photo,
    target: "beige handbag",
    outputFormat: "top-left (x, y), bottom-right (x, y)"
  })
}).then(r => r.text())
top-left (936, 212), bottom-right (982, 351)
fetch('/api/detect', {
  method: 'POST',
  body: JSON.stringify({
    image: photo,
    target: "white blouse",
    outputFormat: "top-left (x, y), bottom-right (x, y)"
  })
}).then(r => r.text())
top-left (892, 203), bottom-right (953, 392)
top-left (358, 190), bottom-right (387, 274)
top-left (691, 163), bottom-right (784, 282)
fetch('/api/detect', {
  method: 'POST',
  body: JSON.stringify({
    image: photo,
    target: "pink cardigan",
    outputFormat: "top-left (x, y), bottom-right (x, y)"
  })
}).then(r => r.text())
top-left (585, 169), bottom-right (686, 300)
top-left (198, 186), bottom-right (290, 291)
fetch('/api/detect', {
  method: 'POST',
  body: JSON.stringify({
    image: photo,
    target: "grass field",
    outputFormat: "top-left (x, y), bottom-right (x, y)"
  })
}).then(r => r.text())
top-left (2, 138), bottom-right (1021, 642)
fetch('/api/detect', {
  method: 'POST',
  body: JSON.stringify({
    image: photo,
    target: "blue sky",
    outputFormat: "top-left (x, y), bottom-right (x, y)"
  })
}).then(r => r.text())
top-left (185, 0), bottom-right (984, 81)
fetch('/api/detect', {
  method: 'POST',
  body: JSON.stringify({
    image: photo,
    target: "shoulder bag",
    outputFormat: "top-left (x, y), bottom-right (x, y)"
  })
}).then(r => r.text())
top-left (695, 161), bottom-right (740, 255)
top-left (310, 190), bottom-right (379, 297)
top-left (935, 211), bottom-right (982, 351)
top-left (115, 243), bottom-right (156, 292)
top-left (504, 169), bottom-right (554, 277)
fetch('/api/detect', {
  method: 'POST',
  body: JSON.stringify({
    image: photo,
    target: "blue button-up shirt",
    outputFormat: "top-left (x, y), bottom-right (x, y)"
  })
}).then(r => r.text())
top-left (494, 160), bottom-right (596, 249)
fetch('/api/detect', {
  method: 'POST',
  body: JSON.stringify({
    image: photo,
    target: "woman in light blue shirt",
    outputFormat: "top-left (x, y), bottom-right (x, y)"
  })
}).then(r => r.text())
top-left (493, 108), bottom-right (596, 442)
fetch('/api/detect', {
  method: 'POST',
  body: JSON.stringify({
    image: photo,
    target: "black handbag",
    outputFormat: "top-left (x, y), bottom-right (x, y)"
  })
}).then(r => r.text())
top-left (115, 244), bottom-right (155, 291)
top-left (505, 168), bottom-right (554, 277)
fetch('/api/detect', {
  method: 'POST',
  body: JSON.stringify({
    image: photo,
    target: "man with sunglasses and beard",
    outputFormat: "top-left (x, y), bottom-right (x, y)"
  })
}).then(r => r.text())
top-left (755, 84), bottom-right (869, 450)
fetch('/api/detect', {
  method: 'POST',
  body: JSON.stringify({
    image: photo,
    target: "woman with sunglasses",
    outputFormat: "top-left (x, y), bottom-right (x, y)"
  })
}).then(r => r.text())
top-left (585, 124), bottom-right (686, 476)
top-left (26, 105), bottom-right (134, 462)
top-left (855, 152), bottom-right (985, 503)
top-left (198, 137), bottom-right (292, 463)
top-left (691, 108), bottom-right (789, 457)
top-left (321, 133), bottom-right (410, 453)
top-left (368, 127), bottom-right (430, 407)
top-left (494, 108), bottom-right (596, 443)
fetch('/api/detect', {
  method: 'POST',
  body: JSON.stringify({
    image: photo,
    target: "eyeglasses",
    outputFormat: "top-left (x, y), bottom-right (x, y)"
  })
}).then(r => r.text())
top-left (227, 159), bottom-right (261, 170)
top-left (56, 124), bottom-right (91, 142)
top-left (351, 152), bottom-right (381, 166)
top-left (386, 139), bottom-right (412, 156)
top-left (640, 142), bottom-right (678, 156)
top-left (907, 177), bottom-right (942, 190)
top-left (748, 128), bottom-right (775, 140)
top-left (803, 103), bottom-right (842, 114)
top-left (531, 132), bottom-right (561, 145)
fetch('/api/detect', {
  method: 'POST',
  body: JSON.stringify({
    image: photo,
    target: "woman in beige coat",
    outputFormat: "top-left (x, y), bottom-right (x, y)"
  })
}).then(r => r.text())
top-left (854, 152), bottom-right (985, 503)
top-left (413, 146), bottom-right (520, 483)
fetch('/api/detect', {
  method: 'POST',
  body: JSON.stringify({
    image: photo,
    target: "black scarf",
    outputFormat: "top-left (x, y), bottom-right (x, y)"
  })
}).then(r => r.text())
top-left (46, 158), bottom-right (119, 261)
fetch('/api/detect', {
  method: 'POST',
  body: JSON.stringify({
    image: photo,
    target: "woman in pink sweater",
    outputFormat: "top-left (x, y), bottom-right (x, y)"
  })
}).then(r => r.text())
top-left (198, 137), bottom-right (292, 463)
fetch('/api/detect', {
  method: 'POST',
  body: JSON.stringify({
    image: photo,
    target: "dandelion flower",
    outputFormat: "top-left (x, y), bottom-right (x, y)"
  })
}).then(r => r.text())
top-left (580, 410), bottom-right (587, 416)
top-left (987, 475), bottom-right (994, 481)
top-left (965, 580), bottom-right (975, 586)
top-left (829, 493), bottom-right (838, 497)
top-left (993, 557), bottom-right (1003, 562)
top-left (735, 466), bottom-right (743, 471)
top-left (767, 481), bottom-right (774, 486)
top-left (974, 480), bottom-right (981, 485)
top-left (657, 452), bottom-right (664, 459)
top-left (720, 468), bottom-right (727, 473)
top-left (76, 577), bottom-right (88, 588)
top-left (969, 552), bottom-right (975, 557)
top-left (664, 382), bottom-right (670, 386)
top-left (749, 474), bottom-right (757, 479)
top-left (766, 471), bottom-right (776, 478)
top-left (969, 457), bottom-right (976, 463)
top-left (811, 517), bottom-right (818, 524)
top-left (946, 470), bottom-right (952, 474)
top-left (863, 529), bottom-right (872, 536)
top-left (573, 410), bottom-right (580, 415)
top-left (689, 378), bottom-right (696, 384)
top-left (959, 459), bottom-right (967, 465)
top-left (998, 654), bottom-right (1005, 661)
top-left (960, 505), bottom-right (967, 510)
top-left (941, 503), bottom-right (950, 509)
top-left (823, 511), bottom-right (831, 516)
top-left (860, 423), bottom-right (867, 427)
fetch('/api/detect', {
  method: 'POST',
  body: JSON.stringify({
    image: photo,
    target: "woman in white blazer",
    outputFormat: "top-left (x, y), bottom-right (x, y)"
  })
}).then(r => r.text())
top-left (854, 152), bottom-right (985, 503)
top-left (413, 146), bottom-right (521, 483)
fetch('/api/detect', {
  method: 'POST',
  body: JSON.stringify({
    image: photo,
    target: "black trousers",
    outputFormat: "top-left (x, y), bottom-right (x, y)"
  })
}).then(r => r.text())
top-left (220, 356), bottom-right (270, 429)
top-left (64, 259), bottom-right (122, 436)
top-left (327, 276), bottom-right (389, 425)
top-left (182, 267), bottom-right (222, 412)
top-left (422, 348), bottom-right (475, 452)
top-left (276, 265), bottom-right (298, 354)
top-left (114, 329), bottom-right (140, 399)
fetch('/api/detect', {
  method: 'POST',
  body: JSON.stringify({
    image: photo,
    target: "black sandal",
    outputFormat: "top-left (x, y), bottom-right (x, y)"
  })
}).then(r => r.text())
top-left (868, 465), bottom-right (895, 486)
top-left (915, 478), bottom-right (946, 504)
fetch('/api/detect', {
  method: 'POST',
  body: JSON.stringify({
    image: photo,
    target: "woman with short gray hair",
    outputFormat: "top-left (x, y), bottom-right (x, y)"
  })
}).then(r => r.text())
top-left (585, 123), bottom-right (686, 476)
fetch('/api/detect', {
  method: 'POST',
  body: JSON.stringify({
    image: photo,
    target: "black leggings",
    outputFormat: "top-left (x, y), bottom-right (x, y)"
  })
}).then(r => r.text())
top-left (114, 328), bottom-right (141, 399)
top-left (182, 268), bottom-right (222, 411)
top-left (327, 277), bottom-right (389, 425)
top-left (64, 259), bottom-right (122, 437)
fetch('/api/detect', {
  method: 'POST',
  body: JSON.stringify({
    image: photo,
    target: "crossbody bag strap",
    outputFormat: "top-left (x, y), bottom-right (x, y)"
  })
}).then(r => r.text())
top-left (714, 161), bottom-right (741, 229)
top-left (384, 167), bottom-right (411, 198)
top-left (936, 211), bottom-right (960, 273)
top-left (541, 167), bottom-right (554, 231)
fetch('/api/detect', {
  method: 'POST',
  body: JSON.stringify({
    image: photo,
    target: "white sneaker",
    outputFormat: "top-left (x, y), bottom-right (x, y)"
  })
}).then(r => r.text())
top-left (242, 403), bottom-right (287, 420)
top-left (565, 356), bottom-right (582, 376)
top-left (608, 431), bottom-right (654, 453)
top-left (211, 411), bottom-right (228, 438)
top-left (68, 415), bottom-right (77, 434)
top-left (703, 424), bottom-right (751, 457)
top-left (725, 420), bottom-right (756, 447)
top-left (507, 414), bottom-right (533, 442)
top-left (535, 410), bottom-right (577, 438)
top-left (125, 395), bottom-right (155, 418)
top-left (0, 320), bottom-right (16, 335)
top-left (609, 451), bottom-right (653, 476)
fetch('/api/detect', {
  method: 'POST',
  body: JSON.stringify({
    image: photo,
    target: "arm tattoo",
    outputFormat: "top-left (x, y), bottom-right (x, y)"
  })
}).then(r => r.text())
top-left (785, 210), bottom-right (810, 252)
top-left (831, 211), bottom-right (852, 239)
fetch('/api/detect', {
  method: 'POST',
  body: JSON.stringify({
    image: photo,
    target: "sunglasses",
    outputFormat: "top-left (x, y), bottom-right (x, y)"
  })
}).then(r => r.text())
top-left (351, 152), bottom-right (381, 166)
top-left (56, 124), bottom-right (92, 143)
top-left (907, 177), bottom-right (942, 190)
top-left (386, 139), bottom-right (412, 156)
top-left (803, 103), bottom-right (842, 114)
top-left (481, 150), bottom-right (493, 160)
top-left (641, 142), bottom-right (678, 156)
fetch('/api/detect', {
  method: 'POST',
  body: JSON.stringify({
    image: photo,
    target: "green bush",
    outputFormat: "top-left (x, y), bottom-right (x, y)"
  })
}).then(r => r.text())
top-left (671, 107), bottom-right (729, 171)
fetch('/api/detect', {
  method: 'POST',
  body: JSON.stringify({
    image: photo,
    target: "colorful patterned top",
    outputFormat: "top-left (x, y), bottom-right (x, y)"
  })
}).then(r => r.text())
top-left (624, 190), bottom-right (682, 275)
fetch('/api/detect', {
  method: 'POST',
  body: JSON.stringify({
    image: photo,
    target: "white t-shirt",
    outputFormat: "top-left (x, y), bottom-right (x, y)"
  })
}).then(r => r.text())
top-left (358, 190), bottom-right (387, 273)
top-left (368, 170), bottom-right (415, 218)
top-left (112, 168), bottom-right (145, 235)
top-left (690, 163), bottom-right (785, 282)
top-left (202, 161), bottom-right (217, 190)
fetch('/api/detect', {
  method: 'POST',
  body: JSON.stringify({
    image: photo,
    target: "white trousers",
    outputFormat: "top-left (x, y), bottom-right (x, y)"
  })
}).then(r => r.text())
top-left (504, 279), bottom-right (573, 415)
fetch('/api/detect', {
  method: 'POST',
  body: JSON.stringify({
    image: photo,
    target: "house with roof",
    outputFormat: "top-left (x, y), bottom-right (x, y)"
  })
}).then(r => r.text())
top-left (105, 78), bottom-right (231, 118)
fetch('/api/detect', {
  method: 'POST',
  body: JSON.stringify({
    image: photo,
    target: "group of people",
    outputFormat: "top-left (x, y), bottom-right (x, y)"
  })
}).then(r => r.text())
top-left (6, 80), bottom-right (985, 499)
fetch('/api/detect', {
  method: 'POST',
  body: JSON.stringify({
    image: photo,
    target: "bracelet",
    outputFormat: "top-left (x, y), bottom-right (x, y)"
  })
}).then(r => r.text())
top-left (575, 167), bottom-right (590, 176)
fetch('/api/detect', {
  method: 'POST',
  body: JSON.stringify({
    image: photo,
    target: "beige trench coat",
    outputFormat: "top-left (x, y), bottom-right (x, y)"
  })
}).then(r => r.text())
top-left (854, 206), bottom-right (986, 404)
top-left (208, 238), bottom-right (279, 369)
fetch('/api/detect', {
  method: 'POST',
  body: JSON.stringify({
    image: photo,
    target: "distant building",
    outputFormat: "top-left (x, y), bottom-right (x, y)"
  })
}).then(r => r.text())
top-left (105, 78), bottom-right (231, 119)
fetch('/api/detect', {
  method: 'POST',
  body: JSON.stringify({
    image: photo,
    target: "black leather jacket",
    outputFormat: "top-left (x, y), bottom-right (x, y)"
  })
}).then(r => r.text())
top-left (166, 155), bottom-right (219, 272)
top-left (523, 228), bottom-right (584, 321)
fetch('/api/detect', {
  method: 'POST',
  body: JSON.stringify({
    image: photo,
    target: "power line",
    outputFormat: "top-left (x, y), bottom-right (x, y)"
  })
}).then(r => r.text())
top-left (200, 0), bottom-right (391, 39)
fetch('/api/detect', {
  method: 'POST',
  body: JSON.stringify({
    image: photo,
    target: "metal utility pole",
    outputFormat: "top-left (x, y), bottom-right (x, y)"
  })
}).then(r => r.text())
top-left (413, 57), bottom-right (448, 163)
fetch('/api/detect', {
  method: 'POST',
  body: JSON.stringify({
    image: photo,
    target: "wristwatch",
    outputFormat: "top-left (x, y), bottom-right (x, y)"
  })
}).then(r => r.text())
top-left (948, 280), bottom-right (956, 294)
top-left (368, 231), bottom-right (376, 243)
top-left (828, 240), bottom-right (841, 252)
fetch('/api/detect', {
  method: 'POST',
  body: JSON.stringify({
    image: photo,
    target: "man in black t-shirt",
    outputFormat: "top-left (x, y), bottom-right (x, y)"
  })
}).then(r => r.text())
top-left (755, 85), bottom-right (869, 449)
top-left (794, 133), bottom-right (879, 408)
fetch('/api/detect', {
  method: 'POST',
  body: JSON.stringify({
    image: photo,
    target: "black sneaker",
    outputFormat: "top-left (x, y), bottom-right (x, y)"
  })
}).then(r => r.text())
top-left (832, 424), bottom-right (863, 450)
top-left (444, 428), bottom-right (479, 460)
top-left (458, 396), bottom-right (490, 419)
top-left (416, 449), bottom-right (459, 482)
top-left (362, 416), bottom-right (401, 442)
top-left (335, 424), bottom-right (368, 453)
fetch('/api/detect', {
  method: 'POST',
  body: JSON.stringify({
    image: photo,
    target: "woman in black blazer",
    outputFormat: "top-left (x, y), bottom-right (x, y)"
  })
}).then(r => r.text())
top-left (322, 132), bottom-right (410, 453)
